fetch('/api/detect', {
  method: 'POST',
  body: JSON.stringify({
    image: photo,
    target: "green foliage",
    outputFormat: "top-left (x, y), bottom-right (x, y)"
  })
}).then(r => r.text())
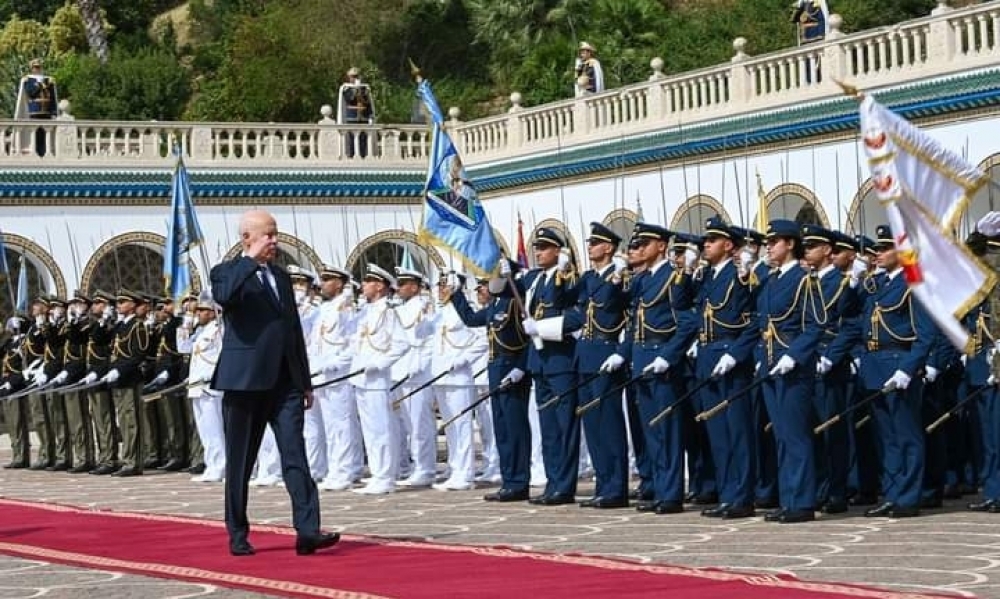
top-left (0, 15), bottom-right (49, 58)
top-left (54, 47), bottom-right (190, 119)
top-left (49, 2), bottom-right (89, 56)
top-left (0, 0), bottom-right (64, 24)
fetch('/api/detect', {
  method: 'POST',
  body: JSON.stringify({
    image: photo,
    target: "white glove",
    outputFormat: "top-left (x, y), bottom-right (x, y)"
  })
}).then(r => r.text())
top-left (450, 357), bottom-right (469, 372)
top-left (364, 363), bottom-right (382, 375)
top-left (738, 248), bottom-right (756, 275)
top-left (686, 341), bottom-right (698, 360)
top-left (153, 370), bottom-right (170, 385)
top-left (102, 369), bottom-right (120, 384)
top-left (612, 255), bottom-right (627, 273)
top-left (924, 365), bottom-right (939, 383)
top-left (145, 314), bottom-right (156, 327)
top-left (712, 354), bottom-right (737, 377)
top-left (52, 371), bottom-right (68, 385)
top-left (557, 249), bottom-right (572, 272)
top-left (989, 374), bottom-right (998, 386)
top-left (977, 211), bottom-right (1000, 236)
top-left (501, 367), bottom-right (525, 385)
top-left (643, 356), bottom-right (670, 375)
top-left (35, 315), bottom-right (45, 327)
top-left (817, 356), bottom-right (833, 375)
top-left (447, 272), bottom-right (461, 293)
top-left (0, 382), bottom-right (11, 391)
top-left (882, 369), bottom-right (911, 391)
top-left (769, 355), bottom-right (796, 376)
top-left (498, 260), bottom-right (512, 277)
top-left (102, 305), bottom-right (114, 321)
top-left (182, 313), bottom-right (195, 329)
top-left (754, 361), bottom-right (761, 375)
top-left (521, 317), bottom-right (539, 338)
top-left (82, 372), bottom-right (98, 385)
top-left (683, 246), bottom-right (699, 270)
top-left (33, 371), bottom-right (48, 386)
top-left (851, 357), bottom-right (860, 375)
top-left (600, 354), bottom-right (625, 373)
top-left (990, 342), bottom-right (1000, 367)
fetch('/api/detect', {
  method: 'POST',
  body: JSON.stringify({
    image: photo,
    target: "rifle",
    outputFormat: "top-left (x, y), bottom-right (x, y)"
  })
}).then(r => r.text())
top-left (575, 372), bottom-right (646, 417)
top-left (695, 375), bottom-right (771, 422)
top-left (538, 371), bottom-right (601, 412)
top-left (437, 381), bottom-right (512, 434)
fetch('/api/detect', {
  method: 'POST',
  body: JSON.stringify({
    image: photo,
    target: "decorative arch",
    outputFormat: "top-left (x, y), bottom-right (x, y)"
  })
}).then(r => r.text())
top-left (602, 208), bottom-right (639, 252)
top-left (965, 153), bottom-right (1000, 234)
top-left (82, 232), bottom-right (199, 296)
top-left (0, 233), bottom-right (66, 315)
top-left (529, 218), bottom-right (580, 269)
top-left (223, 232), bottom-right (325, 273)
top-left (845, 177), bottom-right (879, 237)
top-left (491, 227), bottom-right (512, 260)
top-left (758, 183), bottom-right (830, 228)
top-left (345, 229), bottom-right (446, 282)
top-left (670, 195), bottom-right (732, 233)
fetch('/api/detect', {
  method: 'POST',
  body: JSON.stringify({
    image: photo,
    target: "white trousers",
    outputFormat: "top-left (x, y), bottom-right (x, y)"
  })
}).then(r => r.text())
top-left (401, 383), bottom-right (437, 480)
top-left (475, 389), bottom-right (499, 475)
top-left (317, 383), bottom-right (363, 484)
top-left (435, 385), bottom-right (474, 484)
top-left (191, 390), bottom-right (225, 478)
top-left (528, 387), bottom-right (546, 485)
top-left (304, 395), bottom-right (327, 480)
top-left (356, 387), bottom-right (399, 489)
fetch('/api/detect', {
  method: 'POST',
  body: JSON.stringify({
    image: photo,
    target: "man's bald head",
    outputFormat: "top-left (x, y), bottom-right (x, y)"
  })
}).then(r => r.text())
top-left (240, 210), bottom-right (279, 263)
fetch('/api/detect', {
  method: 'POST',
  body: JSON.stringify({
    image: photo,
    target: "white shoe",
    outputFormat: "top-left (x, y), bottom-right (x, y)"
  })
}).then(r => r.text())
top-left (250, 475), bottom-right (281, 487)
top-left (398, 475), bottom-right (435, 487)
top-left (351, 484), bottom-right (395, 495)
top-left (432, 479), bottom-right (473, 491)
top-left (319, 479), bottom-right (353, 491)
top-left (475, 471), bottom-right (502, 484)
top-left (192, 473), bottom-right (223, 483)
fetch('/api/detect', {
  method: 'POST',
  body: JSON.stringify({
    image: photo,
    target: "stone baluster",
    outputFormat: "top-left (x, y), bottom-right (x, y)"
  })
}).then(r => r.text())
top-left (507, 92), bottom-right (523, 151)
top-left (928, 0), bottom-right (957, 63)
top-left (647, 57), bottom-right (666, 121)
top-left (317, 104), bottom-right (340, 162)
top-left (728, 37), bottom-right (752, 104)
top-left (822, 14), bottom-right (848, 89)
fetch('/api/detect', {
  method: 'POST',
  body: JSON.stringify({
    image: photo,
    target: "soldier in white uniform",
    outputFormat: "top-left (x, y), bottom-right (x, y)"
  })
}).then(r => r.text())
top-left (289, 266), bottom-right (326, 481)
top-left (431, 273), bottom-right (489, 490)
top-left (312, 265), bottom-right (363, 491)
top-left (177, 294), bottom-right (226, 482)
top-left (351, 265), bottom-right (409, 494)
top-left (393, 267), bottom-right (439, 487)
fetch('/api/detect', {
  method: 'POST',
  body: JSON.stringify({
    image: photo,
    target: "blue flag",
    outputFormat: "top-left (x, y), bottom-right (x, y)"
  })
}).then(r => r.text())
top-left (0, 228), bottom-right (9, 281)
top-left (416, 78), bottom-right (501, 277)
top-left (163, 153), bottom-right (204, 304)
top-left (15, 255), bottom-right (27, 314)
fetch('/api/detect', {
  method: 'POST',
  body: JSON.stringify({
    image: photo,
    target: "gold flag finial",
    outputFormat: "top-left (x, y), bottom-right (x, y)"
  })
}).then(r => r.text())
top-left (408, 58), bottom-right (422, 82)
top-left (833, 78), bottom-right (863, 100)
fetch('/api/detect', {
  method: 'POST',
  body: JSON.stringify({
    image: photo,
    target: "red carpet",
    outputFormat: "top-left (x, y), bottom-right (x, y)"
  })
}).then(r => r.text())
top-left (0, 498), bottom-right (952, 599)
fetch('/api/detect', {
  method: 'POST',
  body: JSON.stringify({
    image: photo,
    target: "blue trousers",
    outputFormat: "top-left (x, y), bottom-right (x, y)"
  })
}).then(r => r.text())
top-left (762, 371), bottom-right (817, 512)
top-left (580, 370), bottom-right (628, 500)
top-left (635, 375), bottom-right (684, 503)
top-left (534, 371), bottom-right (580, 497)
top-left (814, 365), bottom-right (850, 504)
top-left (491, 378), bottom-right (531, 492)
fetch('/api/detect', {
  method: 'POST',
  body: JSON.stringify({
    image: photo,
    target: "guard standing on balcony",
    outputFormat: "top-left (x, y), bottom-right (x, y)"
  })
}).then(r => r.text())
top-left (574, 42), bottom-right (604, 97)
top-left (338, 67), bottom-right (375, 158)
top-left (14, 58), bottom-right (58, 156)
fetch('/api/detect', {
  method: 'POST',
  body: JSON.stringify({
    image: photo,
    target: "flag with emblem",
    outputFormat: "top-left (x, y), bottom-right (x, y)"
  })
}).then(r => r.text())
top-left (415, 72), bottom-right (502, 277)
top-left (163, 150), bottom-right (205, 305)
top-left (858, 94), bottom-right (996, 352)
top-left (515, 212), bottom-right (529, 268)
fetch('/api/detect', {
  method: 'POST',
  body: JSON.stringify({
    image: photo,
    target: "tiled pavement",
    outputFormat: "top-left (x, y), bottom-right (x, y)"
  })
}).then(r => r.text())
top-left (1, 454), bottom-right (999, 598)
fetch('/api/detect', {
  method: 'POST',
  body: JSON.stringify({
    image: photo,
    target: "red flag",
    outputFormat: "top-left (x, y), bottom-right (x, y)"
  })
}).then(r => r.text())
top-left (516, 212), bottom-right (528, 267)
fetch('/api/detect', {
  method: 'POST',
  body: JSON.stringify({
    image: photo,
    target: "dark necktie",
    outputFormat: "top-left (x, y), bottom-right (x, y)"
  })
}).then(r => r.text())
top-left (258, 265), bottom-right (280, 303)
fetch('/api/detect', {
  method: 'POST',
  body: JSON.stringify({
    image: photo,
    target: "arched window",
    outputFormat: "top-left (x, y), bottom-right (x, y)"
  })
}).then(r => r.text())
top-left (346, 230), bottom-right (445, 282)
top-left (529, 219), bottom-right (580, 268)
top-left (962, 154), bottom-right (1000, 235)
top-left (670, 195), bottom-right (731, 233)
top-left (0, 234), bottom-right (65, 315)
top-left (756, 183), bottom-right (830, 228)
top-left (846, 178), bottom-right (879, 238)
top-left (82, 233), bottom-right (173, 298)
top-left (601, 208), bottom-right (639, 253)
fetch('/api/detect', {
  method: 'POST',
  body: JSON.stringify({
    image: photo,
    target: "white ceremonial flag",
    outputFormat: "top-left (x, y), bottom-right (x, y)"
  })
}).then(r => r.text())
top-left (859, 95), bottom-right (997, 352)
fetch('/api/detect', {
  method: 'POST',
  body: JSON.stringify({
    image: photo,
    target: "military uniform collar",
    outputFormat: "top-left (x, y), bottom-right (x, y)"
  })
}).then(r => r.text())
top-left (817, 264), bottom-right (836, 278)
top-left (886, 267), bottom-right (903, 281)
top-left (712, 258), bottom-right (732, 276)
top-left (777, 260), bottom-right (797, 277)
top-left (648, 258), bottom-right (670, 275)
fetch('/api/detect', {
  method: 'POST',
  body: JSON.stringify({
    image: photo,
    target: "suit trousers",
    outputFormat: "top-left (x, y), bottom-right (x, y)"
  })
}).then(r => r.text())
top-left (63, 390), bottom-right (94, 467)
top-left (112, 385), bottom-right (143, 470)
top-left (28, 392), bottom-right (54, 465)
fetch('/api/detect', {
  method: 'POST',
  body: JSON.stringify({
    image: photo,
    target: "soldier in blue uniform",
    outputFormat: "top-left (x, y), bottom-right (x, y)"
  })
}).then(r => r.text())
top-left (16, 58), bottom-right (58, 156)
top-left (791, 0), bottom-right (828, 44)
top-left (338, 67), bottom-right (375, 158)
top-left (520, 227), bottom-right (581, 505)
top-left (695, 218), bottom-right (758, 519)
top-left (560, 222), bottom-right (630, 508)
top-left (803, 226), bottom-right (859, 514)
top-left (623, 235), bottom-right (653, 502)
top-left (619, 223), bottom-right (698, 514)
top-left (757, 219), bottom-right (825, 523)
top-left (860, 225), bottom-right (937, 518)
top-left (450, 260), bottom-right (532, 502)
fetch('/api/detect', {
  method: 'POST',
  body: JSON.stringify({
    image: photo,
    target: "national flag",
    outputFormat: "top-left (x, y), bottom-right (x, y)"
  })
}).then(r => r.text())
top-left (0, 228), bottom-right (9, 283)
top-left (15, 254), bottom-right (28, 314)
top-left (858, 94), bottom-right (996, 352)
top-left (515, 212), bottom-right (529, 268)
top-left (163, 151), bottom-right (205, 305)
top-left (415, 74), bottom-right (501, 277)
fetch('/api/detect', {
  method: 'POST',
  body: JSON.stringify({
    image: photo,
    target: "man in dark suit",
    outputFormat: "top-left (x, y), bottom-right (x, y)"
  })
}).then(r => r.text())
top-left (210, 209), bottom-right (339, 557)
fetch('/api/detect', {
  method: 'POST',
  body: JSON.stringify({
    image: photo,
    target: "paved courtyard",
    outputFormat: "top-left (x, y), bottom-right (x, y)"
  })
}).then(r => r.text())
top-left (1, 448), bottom-right (999, 599)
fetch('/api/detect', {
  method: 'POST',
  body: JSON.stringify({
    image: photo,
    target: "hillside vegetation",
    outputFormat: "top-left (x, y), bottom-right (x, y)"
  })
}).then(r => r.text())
top-left (0, 0), bottom-right (953, 123)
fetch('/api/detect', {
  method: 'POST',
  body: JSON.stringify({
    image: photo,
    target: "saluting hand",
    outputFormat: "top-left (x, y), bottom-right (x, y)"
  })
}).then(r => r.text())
top-left (246, 234), bottom-right (275, 263)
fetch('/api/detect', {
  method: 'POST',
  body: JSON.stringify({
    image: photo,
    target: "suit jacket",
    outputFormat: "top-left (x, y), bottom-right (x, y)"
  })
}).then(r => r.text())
top-left (210, 256), bottom-right (312, 393)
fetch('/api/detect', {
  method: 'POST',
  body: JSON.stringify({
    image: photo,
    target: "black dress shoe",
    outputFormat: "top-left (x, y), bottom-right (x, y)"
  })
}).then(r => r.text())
top-left (864, 501), bottom-right (895, 517)
top-left (483, 488), bottom-right (528, 502)
top-left (889, 506), bottom-right (920, 518)
top-left (849, 494), bottom-right (879, 506)
top-left (3, 461), bottom-right (28, 469)
top-left (47, 462), bottom-right (70, 472)
top-left (528, 494), bottom-right (548, 505)
top-left (229, 540), bottom-right (255, 556)
top-left (919, 496), bottom-right (943, 509)
top-left (578, 497), bottom-right (598, 508)
top-left (296, 532), bottom-right (340, 555)
top-left (690, 492), bottom-right (719, 505)
top-left (721, 505), bottom-right (756, 519)
top-left (942, 485), bottom-right (962, 500)
top-left (591, 497), bottom-right (628, 509)
top-left (959, 483), bottom-right (979, 496)
top-left (635, 500), bottom-right (658, 512)
top-left (969, 499), bottom-right (998, 512)
top-left (143, 459), bottom-right (163, 469)
top-left (701, 503), bottom-right (730, 518)
top-left (111, 467), bottom-right (142, 477)
top-left (159, 458), bottom-right (187, 472)
top-left (820, 500), bottom-right (849, 514)
top-left (29, 462), bottom-right (51, 471)
top-left (537, 493), bottom-right (575, 506)
top-left (754, 497), bottom-right (779, 509)
top-left (629, 488), bottom-right (653, 501)
top-left (68, 463), bottom-right (94, 474)
top-left (654, 501), bottom-right (684, 514)
top-left (89, 464), bottom-right (117, 475)
top-left (763, 508), bottom-right (786, 522)
top-left (777, 510), bottom-right (815, 523)
top-left (187, 463), bottom-right (207, 475)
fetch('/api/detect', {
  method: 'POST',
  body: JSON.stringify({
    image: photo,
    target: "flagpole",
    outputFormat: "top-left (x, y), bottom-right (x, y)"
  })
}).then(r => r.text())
top-left (0, 236), bottom-right (15, 313)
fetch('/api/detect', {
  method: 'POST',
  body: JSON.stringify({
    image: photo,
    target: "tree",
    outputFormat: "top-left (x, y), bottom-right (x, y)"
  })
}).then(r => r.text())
top-left (49, 2), bottom-right (89, 57)
top-left (76, 0), bottom-right (109, 64)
